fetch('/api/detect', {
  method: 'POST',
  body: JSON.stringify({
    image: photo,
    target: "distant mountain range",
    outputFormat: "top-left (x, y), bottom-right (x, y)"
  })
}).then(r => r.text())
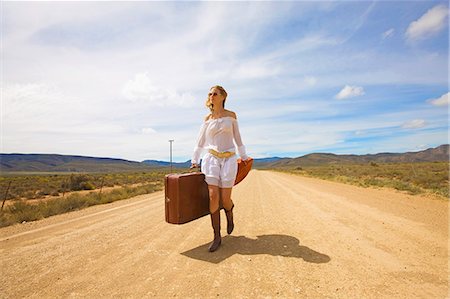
top-left (0, 144), bottom-right (448, 173)
top-left (0, 154), bottom-right (155, 173)
top-left (260, 144), bottom-right (449, 169)
top-left (141, 159), bottom-right (191, 168)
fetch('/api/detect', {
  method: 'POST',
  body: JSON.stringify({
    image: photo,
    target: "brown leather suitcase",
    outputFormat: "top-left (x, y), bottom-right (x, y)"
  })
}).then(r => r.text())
top-left (165, 172), bottom-right (218, 224)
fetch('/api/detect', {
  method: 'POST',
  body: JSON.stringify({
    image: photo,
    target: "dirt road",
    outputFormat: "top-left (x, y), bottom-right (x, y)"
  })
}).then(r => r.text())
top-left (1, 170), bottom-right (448, 298)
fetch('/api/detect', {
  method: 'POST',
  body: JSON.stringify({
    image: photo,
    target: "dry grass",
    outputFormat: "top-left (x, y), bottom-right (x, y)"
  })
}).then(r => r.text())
top-left (0, 170), bottom-right (167, 200)
top-left (272, 162), bottom-right (449, 199)
top-left (0, 170), bottom-right (168, 227)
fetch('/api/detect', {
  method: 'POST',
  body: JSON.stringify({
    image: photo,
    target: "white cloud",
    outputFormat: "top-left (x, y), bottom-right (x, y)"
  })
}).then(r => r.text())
top-left (303, 76), bottom-right (317, 86)
top-left (141, 127), bottom-right (157, 134)
top-left (335, 85), bottom-right (365, 100)
top-left (233, 62), bottom-right (281, 80)
top-left (406, 4), bottom-right (449, 41)
top-left (382, 28), bottom-right (395, 39)
top-left (3, 82), bottom-right (90, 125)
top-left (122, 72), bottom-right (195, 107)
top-left (411, 144), bottom-right (428, 151)
top-left (255, 34), bottom-right (341, 63)
top-left (240, 121), bottom-right (346, 158)
top-left (427, 92), bottom-right (449, 106)
top-left (401, 119), bottom-right (426, 129)
top-left (2, 82), bottom-right (129, 137)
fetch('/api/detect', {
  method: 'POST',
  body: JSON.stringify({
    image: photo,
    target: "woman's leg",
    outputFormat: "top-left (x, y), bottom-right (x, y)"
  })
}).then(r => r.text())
top-left (208, 185), bottom-right (220, 214)
top-left (208, 184), bottom-right (221, 252)
top-left (219, 187), bottom-right (233, 211)
top-left (220, 187), bottom-right (235, 235)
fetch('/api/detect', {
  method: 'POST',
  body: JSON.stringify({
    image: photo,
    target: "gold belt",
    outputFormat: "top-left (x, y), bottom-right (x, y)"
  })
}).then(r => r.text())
top-left (208, 149), bottom-right (235, 158)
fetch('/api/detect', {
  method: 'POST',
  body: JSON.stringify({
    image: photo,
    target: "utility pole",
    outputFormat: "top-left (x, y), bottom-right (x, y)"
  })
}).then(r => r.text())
top-left (169, 139), bottom-right (174, 173)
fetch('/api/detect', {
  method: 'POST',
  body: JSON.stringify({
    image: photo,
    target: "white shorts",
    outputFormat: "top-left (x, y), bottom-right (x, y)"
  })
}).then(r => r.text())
top-left (201, 152), bottom-right (238, 188)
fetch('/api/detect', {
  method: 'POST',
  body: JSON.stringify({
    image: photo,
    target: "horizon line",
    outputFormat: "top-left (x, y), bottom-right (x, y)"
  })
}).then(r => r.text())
top-left (1, 144), bottom-right (448, 163)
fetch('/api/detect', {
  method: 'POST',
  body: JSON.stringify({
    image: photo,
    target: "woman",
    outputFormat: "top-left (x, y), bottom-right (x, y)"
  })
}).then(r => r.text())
top-left (190, 85), bottom-right (249, 252)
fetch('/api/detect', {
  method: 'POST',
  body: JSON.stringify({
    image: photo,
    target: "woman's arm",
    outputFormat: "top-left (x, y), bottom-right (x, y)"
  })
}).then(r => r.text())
top-left (191, 120), bottom-right (208, 166)
top-left (232, 117), bottom-right (249, 161)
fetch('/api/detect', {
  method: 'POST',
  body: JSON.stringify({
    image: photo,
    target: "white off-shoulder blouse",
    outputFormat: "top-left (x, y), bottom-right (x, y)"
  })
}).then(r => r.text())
top-left (191, 116), bottom-right (248, 165)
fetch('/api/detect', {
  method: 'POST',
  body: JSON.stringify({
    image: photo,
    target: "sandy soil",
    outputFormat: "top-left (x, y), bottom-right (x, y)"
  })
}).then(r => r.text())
top-left (0, 170), bottom-right (448, 298)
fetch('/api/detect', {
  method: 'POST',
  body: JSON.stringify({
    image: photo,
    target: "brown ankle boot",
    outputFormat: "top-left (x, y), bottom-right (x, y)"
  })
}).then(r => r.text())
top-left (225, 203), bottom-right (234, 235)
top-left (209, 209), bottom-right (221, 252)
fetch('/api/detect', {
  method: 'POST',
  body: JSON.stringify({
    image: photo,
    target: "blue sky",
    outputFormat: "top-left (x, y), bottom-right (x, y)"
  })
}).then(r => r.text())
top-left (2, 1), bottom-right (448, 162)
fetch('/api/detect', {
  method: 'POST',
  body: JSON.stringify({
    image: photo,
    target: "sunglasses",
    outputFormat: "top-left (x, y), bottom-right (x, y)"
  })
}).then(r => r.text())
top-left (208, 92), bottom-right (220, 97)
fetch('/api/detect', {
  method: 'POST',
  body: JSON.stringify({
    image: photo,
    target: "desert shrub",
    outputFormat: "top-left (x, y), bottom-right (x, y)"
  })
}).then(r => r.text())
top-left (80, 181), bottom-right (95, 190)
top-left (363, 177), bottom-right (386, 187)
top-left (0, 212), bottom-right (15, 227)
top-left (37, 188), bottom-right (53, 197)
top-left (69, 174), bottom-right (92, 191)
top-left (7, 200), bottom-right (43, 223)
top-left (24, 191), bottom-right (37, 199)
top-left (42, 193), bottom-right (90, 217)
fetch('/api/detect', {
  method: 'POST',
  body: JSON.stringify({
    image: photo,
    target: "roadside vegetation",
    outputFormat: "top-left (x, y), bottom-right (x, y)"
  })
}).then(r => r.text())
top-left (0, 170), bottom-right (171, 227)
top-left (271, 162), bottom-right (449, 199)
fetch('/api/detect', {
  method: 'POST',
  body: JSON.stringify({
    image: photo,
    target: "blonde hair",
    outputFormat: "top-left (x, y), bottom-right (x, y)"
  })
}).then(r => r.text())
top-left (205, 85), bottom-right (227, 112)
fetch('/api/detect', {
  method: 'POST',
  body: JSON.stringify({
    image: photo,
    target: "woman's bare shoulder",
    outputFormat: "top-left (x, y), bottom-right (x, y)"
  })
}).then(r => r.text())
top-left (224, 110), bottom-right (237, 119)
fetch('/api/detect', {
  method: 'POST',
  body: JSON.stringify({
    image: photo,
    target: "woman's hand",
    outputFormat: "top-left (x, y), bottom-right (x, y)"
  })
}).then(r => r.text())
top-left (190, 163), bottom-right (199, 169)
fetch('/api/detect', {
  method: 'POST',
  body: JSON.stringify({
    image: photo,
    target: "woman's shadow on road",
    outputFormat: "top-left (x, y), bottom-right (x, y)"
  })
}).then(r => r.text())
top-left (180, 234), bottom-right (331, 264)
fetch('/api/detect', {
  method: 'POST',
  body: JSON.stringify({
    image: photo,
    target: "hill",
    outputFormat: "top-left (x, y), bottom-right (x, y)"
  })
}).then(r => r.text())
top-left (141, 159), bottom-right (191, 168)
top-left (252, 157), bottom-right (287, 167)
top-left (1, 144), bottom-right (448, 173)
top-left (0, 154), bottom-right (156, 173)
top-left (258, 144), bottom-right (449, 168)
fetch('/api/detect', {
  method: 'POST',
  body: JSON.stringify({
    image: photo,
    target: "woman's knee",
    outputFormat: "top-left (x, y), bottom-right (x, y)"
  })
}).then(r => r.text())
top-left (208, 185), bottom-right (220, 213)
top-left (208, 185), bottom-right (219, 199)
top-left (219, 188), bottom-right (233, 210)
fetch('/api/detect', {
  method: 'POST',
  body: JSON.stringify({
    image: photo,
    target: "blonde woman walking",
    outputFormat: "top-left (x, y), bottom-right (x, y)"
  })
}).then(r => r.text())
top-left (190, 85), bottom-right (250, 252)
